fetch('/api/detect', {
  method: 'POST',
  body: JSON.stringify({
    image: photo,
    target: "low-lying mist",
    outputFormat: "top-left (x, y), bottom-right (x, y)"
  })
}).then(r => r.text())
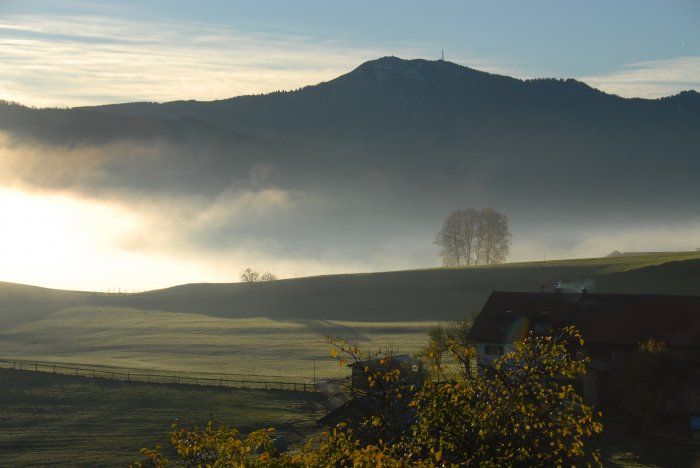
top-left (1, 128), bottom-right (699, 291)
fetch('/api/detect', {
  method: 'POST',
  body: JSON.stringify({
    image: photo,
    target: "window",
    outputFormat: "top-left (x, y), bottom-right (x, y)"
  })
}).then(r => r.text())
top-left (484, 344), bottom-right (504, 356)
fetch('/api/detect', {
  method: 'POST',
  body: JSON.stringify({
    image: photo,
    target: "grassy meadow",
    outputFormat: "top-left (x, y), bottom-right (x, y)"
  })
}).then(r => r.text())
top-left (0, 306), bottom-right (439, 379)
top-left (96, 251), bottom-right (700, 323)
top-left (2, 252), bottom-right (700, 379)
top-left (0, 368), bottom-right (326, 466)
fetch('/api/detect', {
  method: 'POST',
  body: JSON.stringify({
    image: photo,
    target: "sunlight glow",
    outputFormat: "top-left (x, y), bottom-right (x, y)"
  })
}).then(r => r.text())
top-left (0, 187), bottom-right (220, 291)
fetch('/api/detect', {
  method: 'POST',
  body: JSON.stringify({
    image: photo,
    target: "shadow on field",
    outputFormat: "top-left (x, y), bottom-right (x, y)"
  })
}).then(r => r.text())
top-left (0, 368), bottom-right (326, 466)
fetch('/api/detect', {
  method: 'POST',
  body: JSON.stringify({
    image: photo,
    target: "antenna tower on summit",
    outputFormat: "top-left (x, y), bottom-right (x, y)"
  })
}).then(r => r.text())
top-left (440, 48), bottom-right (445, 61)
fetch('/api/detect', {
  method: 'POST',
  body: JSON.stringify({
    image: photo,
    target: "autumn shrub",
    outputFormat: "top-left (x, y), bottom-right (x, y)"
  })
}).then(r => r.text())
top-left (134, 326), bottom-right (602, 467)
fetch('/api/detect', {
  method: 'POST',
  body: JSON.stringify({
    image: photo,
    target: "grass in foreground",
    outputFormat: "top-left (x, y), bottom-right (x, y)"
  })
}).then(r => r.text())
top-left (597, 421), bottom-right (700, 467)
top-left (0, 368), bottom-right (326, 467)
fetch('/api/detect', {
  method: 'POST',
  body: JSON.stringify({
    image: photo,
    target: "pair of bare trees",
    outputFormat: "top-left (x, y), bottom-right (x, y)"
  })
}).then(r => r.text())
top-left (434, 208), bottom-right (510, 266)
top-left (240, 268), bottom-right (277, 283)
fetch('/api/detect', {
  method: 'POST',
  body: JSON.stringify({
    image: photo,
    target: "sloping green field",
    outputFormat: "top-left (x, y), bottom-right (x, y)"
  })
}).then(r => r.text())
top-left (3, 251), bottom-right (700, 328)
top-left (0, 308), bottom-right (436, 379)
top-left (1, 252), bottom-right (700, 379)
top-left (104, 252), bottom-right (700, 323)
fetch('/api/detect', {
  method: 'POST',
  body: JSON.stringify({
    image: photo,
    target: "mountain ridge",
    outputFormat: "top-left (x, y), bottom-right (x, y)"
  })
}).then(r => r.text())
top-left (79, 57), bottom-right (698, 110)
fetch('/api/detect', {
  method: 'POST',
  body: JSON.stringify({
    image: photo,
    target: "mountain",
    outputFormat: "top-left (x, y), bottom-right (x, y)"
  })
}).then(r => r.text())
top-left (87, 57), bottom-right (700, 137)
top-left (3, 57), bottom-right (699, 205)
top-left (87, 58), bottom-right (700, 203)
top-left (1, 57), bottom-right (699, 267)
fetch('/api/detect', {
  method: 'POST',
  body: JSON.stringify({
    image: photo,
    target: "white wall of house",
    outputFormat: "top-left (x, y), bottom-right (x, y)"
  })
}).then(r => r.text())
top-left (476, 342), bottom-right (515, 367)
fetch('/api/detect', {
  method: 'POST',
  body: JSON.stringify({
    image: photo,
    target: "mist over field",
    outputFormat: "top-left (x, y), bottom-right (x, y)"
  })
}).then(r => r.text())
top-left (1, 56), bottom-right (700, 289)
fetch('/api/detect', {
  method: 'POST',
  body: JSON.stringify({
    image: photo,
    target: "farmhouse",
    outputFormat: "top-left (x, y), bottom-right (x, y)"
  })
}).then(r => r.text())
top-left (466, 290), bottom-right (700, 417)
top-left (348, 354), bottom-right (422, 394)
top-left (317, 354), bottom-right (422, 427)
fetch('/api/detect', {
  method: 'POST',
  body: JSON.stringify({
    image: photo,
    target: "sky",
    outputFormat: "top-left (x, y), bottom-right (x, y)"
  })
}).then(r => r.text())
top-left (0, 0), bottom-right (698, 107)
top-left (0, 1), bottom-right (699, 291)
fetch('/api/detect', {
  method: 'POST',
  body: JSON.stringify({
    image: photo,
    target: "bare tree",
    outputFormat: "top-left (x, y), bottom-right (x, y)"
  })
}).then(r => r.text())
top-left (477, 207), bottom-right (510, 265)
top-left (461, 208), bottom-right (481, 266)
top-left (240, 268), bottom-right (278, 283)
top-left (260, 272), bottom-right (278, 281)
top-left (240, 268), bottom-right (261, 283)
top-left (435, 208), bottom-right (510, 266)
top-left (434, 211), bottom-right (466, 266)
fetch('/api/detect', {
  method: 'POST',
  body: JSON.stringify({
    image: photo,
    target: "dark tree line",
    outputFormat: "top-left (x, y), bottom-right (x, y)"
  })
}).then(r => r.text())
top-left (434, 208), bottom-right (510, 266)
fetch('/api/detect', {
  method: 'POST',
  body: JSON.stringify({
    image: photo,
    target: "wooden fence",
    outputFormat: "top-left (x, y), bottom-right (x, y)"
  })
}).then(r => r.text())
top-left (0, 358), bottom-right (318, 393)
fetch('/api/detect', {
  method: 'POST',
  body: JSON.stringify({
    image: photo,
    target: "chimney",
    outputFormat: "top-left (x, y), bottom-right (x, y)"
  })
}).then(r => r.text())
top-left (581, 287), bottom-right (589, 298)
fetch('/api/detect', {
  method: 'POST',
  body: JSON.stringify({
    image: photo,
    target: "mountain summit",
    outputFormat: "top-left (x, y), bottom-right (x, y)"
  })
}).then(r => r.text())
top-left (80, 56), bottom-right (698, 144)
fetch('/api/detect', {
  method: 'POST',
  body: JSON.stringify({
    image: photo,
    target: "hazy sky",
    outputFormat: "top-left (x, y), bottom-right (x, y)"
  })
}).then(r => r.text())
top-left (0, 1), bottom-right (699, 291)
top-left (0, 0), bottom-right (698, 107)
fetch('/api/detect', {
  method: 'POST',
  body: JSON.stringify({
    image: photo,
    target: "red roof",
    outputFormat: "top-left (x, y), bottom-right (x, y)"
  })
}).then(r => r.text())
top-left (467, 291), bottom-right (700, 348)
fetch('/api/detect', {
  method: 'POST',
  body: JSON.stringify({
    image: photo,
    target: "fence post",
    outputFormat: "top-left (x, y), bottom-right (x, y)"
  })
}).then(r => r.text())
top-left (127, 372), bottom-right (130, 381)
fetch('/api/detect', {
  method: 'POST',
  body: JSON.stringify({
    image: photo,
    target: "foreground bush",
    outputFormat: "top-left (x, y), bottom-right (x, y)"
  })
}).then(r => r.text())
top-left (613, 338), bottom-right (684, 429)
top-left (134, 327), bottom-right (602, 467)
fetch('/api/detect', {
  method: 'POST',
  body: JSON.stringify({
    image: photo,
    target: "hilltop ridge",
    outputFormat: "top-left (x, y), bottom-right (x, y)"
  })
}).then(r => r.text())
top-left (2, 252), bottom-right (700, 328)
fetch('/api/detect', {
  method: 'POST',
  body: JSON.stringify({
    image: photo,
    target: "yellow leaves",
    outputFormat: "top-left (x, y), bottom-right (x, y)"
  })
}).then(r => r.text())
top-left (135, 326), bottom-right (604, 467)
